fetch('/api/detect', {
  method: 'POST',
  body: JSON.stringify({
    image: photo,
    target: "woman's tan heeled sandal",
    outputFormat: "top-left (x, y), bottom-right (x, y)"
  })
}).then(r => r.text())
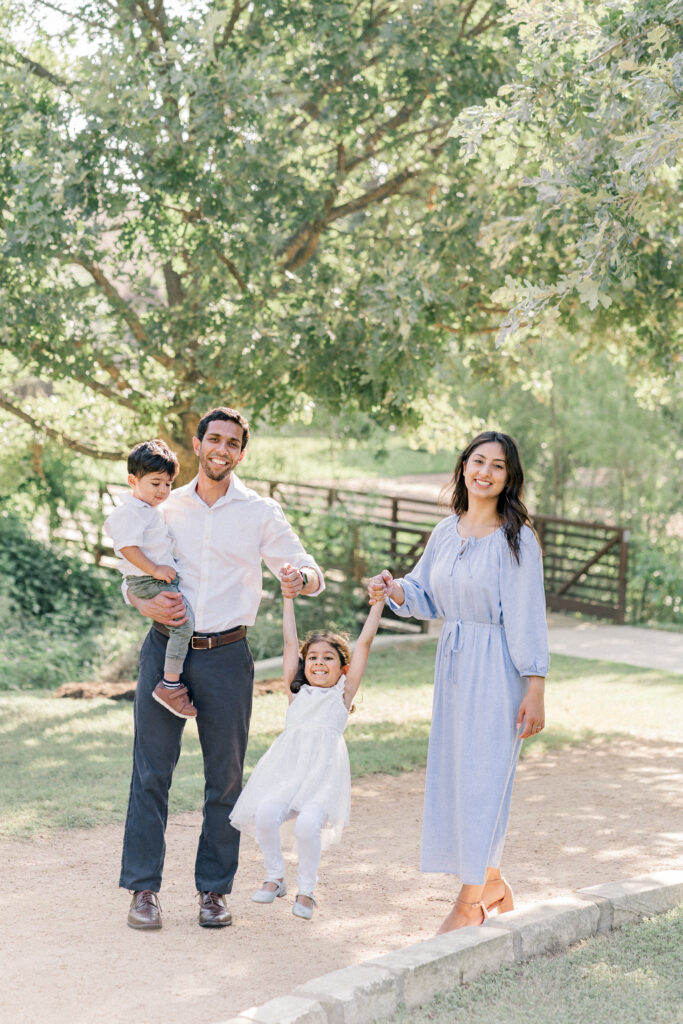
top-left (454, 897), bottom-right (489, 924)
top-left (437, 896), bottom-right (489, 933)
top-left (484, 877), bottom-right (514, 915)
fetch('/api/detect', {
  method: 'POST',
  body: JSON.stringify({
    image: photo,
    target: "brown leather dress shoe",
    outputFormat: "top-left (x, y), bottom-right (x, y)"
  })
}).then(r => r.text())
top-left (198, 891), bottom-right (232, 928)
top-left (127, 890), bottom-right (162, 930)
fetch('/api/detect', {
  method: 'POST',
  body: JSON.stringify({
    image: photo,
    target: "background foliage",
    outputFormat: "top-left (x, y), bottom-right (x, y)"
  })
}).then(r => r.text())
top-left (0, 1), bottom-right (680, 685)
top-left (0, 0), bottom-right (680, 478)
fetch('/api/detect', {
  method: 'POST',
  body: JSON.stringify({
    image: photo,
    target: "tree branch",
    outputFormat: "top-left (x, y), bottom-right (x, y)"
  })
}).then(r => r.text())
top-left (132, 0), bottom-right (169, 41)
top-left (280, 166), bottom-right (418, 270)
top-left (6, 47), bottom-right (75, 91)
top-left (212, 245), bottom-right (247, 292)
top-left (456, 0), bottom-right (478, 40)
top-left (217, 0), bottom-right (245, 50)
top-left (70, 254), bottom-right (175, 369)
top-left (464, 9), bottom-right (499, 40)
top-left (35, 0), bottom-right (110, 31)
top-left (327, 167), bottom-right (419, 223)
top-left (344, 97), bottom-right (428, 174)
top-left (73, 373), bottom-right (141, 411)
top-left (163, 261), bottom-right (186, 306)
top-left (0, 390), bottom-right (125, 460)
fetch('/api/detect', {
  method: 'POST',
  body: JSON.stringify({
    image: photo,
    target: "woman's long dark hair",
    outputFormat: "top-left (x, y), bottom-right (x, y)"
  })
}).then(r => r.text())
top-left (444, 431), bottom-right (533, 563)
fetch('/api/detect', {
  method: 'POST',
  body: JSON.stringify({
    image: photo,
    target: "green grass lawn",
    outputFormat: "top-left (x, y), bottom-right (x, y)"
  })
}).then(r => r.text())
top-left (240, 431), bottom-right (454, 485)
top-left (1, 645), bottom-right (681, 837)
top-left (388, 905), bottom-right (683, 1024)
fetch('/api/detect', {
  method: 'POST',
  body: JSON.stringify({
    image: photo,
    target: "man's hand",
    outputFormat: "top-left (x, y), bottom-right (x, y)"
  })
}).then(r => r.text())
top-left (152, 564), bottom-right (177, 583)
top-left (279, 563), bottom-right (305, 599)
top-left (128, 588), bottom-right (187, 626)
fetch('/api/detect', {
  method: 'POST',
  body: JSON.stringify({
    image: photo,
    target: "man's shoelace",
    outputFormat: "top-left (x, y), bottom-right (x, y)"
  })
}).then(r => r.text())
top-left (202, 892), bottom-right (223, 909)
top-left (135, 890), bottom-right (159, 909)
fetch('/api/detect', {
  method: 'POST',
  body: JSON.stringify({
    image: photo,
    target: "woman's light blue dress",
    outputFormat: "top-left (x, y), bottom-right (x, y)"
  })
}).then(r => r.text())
top-left (389, 515), bottom-right (549, 884)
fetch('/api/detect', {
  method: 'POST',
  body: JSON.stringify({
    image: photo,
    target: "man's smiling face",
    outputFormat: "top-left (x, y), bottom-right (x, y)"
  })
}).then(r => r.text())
top-left (193, 419), bottom-right (245, 481)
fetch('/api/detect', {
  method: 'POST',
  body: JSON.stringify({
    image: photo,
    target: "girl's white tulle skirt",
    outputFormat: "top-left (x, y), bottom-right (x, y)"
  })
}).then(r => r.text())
top-left (230, 725), bottom-right (352, 849)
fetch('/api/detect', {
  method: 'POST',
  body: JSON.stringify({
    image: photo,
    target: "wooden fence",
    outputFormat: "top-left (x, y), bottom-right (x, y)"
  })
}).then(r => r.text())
top-left (71, 477), bottom-right (629, 625)
top-left (248, 479), bottom-right (630, 624)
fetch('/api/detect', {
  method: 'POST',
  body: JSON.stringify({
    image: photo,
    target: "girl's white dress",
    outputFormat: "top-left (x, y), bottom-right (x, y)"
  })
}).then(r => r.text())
top-left (230, 675), bottom-right (351, 848)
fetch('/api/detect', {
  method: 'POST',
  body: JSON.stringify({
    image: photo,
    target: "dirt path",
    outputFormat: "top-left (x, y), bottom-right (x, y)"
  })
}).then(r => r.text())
top-left (4, 736), bottom-right (682, 1024)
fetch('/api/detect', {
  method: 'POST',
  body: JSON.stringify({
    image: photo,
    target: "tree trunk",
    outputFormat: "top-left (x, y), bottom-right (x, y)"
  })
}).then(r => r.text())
top-left (159, 410), bottom-right (200, 485)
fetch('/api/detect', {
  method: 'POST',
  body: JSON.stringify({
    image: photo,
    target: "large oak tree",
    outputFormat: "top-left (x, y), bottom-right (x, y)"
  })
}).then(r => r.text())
top-left (1, 0), bottom-right (514, 477)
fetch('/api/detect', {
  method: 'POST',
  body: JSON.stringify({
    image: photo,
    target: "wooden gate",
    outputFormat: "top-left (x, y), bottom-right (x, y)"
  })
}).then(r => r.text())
top-left (533, 515), bottom-right (629, 624)
top-left (248, 479), bottom-right (630, 624)
top-left (88, 477), bottom-right (630, 624)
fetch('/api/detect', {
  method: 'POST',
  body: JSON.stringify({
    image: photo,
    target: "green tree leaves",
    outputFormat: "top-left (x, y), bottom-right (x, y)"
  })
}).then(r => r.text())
top-left (450, 0), bottom-right (682, 365)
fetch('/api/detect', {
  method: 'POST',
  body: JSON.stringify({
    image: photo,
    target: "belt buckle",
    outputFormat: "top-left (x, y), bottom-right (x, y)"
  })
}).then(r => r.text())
top-left (191, 635), bottom-right (216, 650)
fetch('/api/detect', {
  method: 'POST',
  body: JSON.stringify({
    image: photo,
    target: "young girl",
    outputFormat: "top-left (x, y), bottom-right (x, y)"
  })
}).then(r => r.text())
top-left (230, 569), bottom-right (384, 920)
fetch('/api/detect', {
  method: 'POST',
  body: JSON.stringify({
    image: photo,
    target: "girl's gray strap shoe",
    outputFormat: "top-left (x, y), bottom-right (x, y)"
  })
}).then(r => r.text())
top-left (252, 879), bottom-right (287, 903)
top-left (292, 894), bottom-right (316, 920)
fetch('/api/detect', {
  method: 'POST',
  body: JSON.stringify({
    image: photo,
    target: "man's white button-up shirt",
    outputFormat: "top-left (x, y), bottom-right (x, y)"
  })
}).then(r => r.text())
top-left (161, 473), bottom-right (323, 633)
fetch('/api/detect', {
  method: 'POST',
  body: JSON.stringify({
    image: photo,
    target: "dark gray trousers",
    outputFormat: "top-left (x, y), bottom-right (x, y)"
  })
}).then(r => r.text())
top-left (119, 626), bottom-right (254, 893)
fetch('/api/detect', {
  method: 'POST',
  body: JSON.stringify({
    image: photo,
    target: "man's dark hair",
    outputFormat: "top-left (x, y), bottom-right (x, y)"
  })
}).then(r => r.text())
top-left (127, 439), bottom-right (179, 479)
top-left (196, 407), bottom-right (250, 450)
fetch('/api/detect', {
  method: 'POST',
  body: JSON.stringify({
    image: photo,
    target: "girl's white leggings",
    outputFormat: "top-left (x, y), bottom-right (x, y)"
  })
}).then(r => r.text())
top-left (254, 798), bottom-right (327, 898)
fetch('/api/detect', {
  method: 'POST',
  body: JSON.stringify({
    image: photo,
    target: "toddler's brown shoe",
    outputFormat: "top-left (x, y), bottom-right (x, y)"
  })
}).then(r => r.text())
top-left (152, 682), bottom-right (197, 719)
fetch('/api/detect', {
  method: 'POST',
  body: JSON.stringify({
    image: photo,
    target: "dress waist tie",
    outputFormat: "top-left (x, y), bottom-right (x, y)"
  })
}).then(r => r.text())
top-left (442, 618), bottom-right (504, 665)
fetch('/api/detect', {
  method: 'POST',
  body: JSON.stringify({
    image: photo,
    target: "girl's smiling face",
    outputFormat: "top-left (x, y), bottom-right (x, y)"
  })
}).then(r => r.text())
top-left (463, 441), bottom-right (508, 502)
top-left (304, 641), bottom-right (345, 688)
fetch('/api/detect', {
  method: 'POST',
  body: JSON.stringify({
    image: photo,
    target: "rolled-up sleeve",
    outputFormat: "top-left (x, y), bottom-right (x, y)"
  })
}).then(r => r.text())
top-left (260, 500), bottom-right (325, 595)
top-left (500, 527), bottom-right (549, 677)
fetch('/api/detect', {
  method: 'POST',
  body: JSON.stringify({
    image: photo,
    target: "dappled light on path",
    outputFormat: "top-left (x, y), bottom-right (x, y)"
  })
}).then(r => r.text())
top-left (2, 736), bottom-right (681, 1024)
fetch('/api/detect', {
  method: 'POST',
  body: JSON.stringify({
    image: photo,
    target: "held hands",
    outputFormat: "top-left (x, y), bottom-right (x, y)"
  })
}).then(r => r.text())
top-left (367, 569), bottom-right (395, 605)
top-left (279, 563), bottom-right (305, 599)
top-left (153, 564), bottom-right (177, 583)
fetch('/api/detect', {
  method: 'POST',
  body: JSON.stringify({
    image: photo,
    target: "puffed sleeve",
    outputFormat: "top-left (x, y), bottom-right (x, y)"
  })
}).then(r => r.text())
top-left (388, 524), bottom-right (442, 621)
top-left (499, 526), bottom-right (550, 677)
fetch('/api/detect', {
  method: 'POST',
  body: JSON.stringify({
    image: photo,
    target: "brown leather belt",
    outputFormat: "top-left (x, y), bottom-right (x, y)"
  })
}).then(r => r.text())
top-left (153, 622), bottom-right (247, 649)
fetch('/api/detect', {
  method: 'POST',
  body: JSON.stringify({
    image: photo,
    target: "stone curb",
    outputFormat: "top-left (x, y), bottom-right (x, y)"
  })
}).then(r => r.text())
top-left (218, 872), bottom-right (683, 1024)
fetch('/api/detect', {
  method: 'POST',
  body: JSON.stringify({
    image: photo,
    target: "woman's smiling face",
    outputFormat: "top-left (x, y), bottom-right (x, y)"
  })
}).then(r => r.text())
top-left (463, 441), bottom-right (508, 502)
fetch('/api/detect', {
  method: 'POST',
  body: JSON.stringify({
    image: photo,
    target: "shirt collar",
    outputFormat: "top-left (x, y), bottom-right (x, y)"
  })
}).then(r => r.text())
top-left (181, 472), bottom-right (251, 507)
top-left (120, 493), bottom-right (153, 509)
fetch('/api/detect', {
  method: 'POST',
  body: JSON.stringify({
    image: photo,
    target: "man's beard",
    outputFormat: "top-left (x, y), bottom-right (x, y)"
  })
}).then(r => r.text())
top-left (200, 453), bottom-right (233, 481)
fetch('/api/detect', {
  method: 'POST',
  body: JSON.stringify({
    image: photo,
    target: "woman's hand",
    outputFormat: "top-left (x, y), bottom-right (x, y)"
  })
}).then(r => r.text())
top-left (128, 589), bottom-right (187, 626)
top-left (516, 677), bottom-right (545, 739)
top-left (367, 570), bottom-right (403, 606)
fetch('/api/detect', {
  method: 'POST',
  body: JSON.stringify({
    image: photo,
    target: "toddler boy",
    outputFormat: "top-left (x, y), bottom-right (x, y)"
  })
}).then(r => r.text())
top-left (104, 439), bottom-right (196, 719)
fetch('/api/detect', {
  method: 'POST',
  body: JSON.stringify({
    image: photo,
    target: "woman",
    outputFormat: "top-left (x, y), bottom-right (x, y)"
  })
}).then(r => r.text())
top-left (368, 431), bottom-right (549, 932)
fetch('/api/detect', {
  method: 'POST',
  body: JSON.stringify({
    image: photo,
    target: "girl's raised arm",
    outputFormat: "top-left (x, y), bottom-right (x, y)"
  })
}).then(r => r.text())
top-left (282, 594), bottom-right (300, 701)
top-left (344, 599), bottom-right (385, 707)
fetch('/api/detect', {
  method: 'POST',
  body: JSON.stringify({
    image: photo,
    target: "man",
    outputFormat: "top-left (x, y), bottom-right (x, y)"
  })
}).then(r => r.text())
top-left (121, 407), bottom-right (324, 930)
